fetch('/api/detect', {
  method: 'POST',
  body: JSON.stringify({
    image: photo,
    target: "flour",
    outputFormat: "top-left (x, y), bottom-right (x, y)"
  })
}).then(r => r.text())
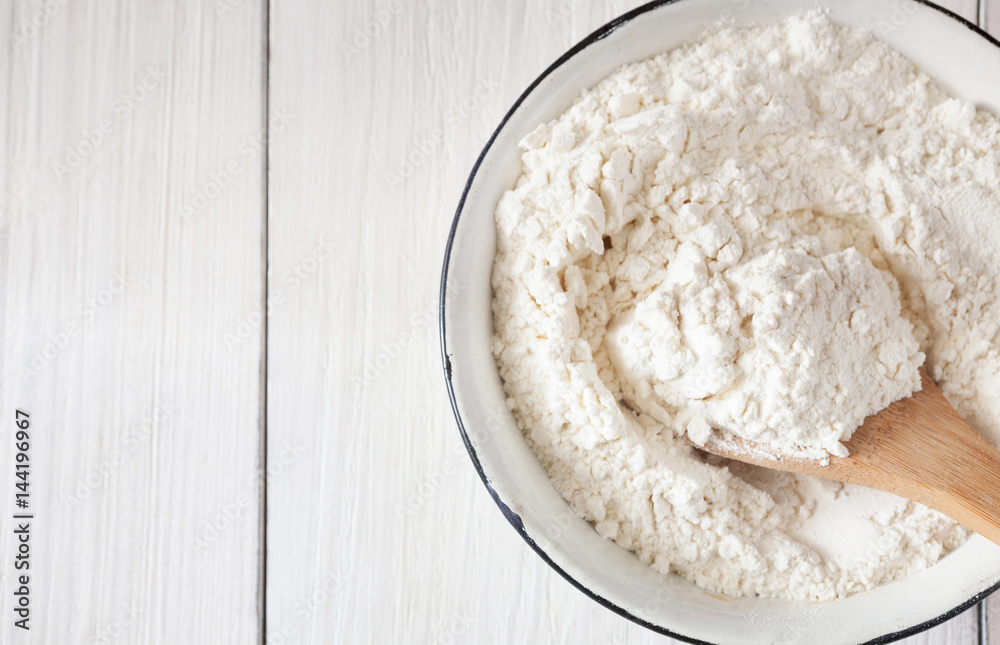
top-left (491, 13), bottom-right (1000, 600)
top-left (608, 243), bottom-right (924, 460)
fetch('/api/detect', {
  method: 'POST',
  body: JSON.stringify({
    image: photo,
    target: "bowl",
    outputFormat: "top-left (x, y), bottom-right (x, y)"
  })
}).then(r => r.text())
top-left (439, 1), bottom-right (1000, 642)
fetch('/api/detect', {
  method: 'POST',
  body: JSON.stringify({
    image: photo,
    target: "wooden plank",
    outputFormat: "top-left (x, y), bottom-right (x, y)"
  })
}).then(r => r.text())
top-left (987, 593), bottom-right (1000, 644)
top-left (0, 0), bottom-right (265, 642)
top-left (984, 0), bottom-right (1000, 37)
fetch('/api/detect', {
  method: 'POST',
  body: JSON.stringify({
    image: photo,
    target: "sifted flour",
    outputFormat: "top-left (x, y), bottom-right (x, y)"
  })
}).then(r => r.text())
top-left (491, 13), bottom-right (1000, 600)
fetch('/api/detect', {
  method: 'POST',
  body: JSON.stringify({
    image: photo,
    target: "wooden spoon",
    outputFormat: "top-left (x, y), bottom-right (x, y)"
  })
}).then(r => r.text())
top-left (701, 369), bottom-right (1000, 545)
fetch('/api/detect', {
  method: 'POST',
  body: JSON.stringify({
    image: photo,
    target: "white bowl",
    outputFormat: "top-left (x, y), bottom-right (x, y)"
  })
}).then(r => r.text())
top-left (439, 1), bottom-right (1000, 642)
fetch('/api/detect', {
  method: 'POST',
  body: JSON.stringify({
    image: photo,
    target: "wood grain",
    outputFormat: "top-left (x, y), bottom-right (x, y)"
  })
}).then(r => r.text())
top-left (0, 1), bottom-right (265, 642)
top-left (985, 0), bottom-right (1000, 36)
top-left (989, 592), bottom-right (1000, 645)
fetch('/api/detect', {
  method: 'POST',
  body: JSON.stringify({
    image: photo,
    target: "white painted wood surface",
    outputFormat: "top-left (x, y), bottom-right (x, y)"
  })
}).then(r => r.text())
top-left (2, 0), bottom-right (999, 643)
top-left (0, 0), bottom-right (265, 643)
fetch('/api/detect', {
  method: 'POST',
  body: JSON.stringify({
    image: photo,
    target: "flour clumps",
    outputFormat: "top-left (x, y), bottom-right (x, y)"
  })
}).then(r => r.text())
top-left (492, 13), bottom-right (999, 600)
top-left (609, 243), bottom-right (924, 460)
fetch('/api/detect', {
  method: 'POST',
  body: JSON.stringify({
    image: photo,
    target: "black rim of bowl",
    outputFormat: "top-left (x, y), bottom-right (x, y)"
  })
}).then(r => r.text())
top-left (438, 1), bottom-right (1000, 642)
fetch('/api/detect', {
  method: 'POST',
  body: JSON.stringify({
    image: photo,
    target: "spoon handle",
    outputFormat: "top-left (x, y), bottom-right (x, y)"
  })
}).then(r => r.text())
top-left (845, 371), bottom-right (1000, 545)
top-left (701, 371), bottom-right (1000, 545)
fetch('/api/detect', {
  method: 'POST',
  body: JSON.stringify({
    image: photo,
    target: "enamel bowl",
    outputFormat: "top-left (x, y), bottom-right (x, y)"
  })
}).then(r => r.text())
top-left (439, 1), bottom-right (1000, 642)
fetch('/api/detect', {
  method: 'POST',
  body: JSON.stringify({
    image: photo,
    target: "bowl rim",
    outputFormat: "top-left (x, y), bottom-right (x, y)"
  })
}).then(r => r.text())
top-left (438, 1), bottom-right (1000, 642)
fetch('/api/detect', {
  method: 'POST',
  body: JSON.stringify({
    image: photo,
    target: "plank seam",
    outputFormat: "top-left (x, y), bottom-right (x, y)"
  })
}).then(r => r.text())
top-left (259, 0), bottom-right (272, 641)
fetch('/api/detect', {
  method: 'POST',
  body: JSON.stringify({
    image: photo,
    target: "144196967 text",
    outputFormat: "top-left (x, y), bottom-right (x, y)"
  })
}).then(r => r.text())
top-left (13, 409), bottom-right (32, 631)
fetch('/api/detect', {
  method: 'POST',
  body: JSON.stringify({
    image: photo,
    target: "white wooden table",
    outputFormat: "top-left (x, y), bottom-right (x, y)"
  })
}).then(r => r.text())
top-left (0, 0), bottom-right (998, 642)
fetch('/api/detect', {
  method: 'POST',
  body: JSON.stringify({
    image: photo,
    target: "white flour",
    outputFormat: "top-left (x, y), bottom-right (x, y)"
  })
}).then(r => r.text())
top-left (608, 242), bottom-right (924, 460)
top-left (491, 13), bottom-right (1000, 600)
